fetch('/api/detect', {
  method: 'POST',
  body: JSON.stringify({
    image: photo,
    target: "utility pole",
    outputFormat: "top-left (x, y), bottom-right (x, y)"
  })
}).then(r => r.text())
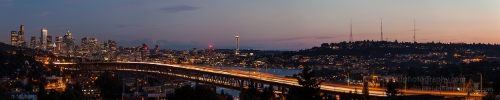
top-left (347, 72), bottom-right (350, 86)
top-left (478, 73), bottom-right (482, 94)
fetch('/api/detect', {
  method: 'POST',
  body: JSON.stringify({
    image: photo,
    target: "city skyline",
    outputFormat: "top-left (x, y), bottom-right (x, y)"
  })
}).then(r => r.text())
top-left (1, 0), bottom-right (500, 50)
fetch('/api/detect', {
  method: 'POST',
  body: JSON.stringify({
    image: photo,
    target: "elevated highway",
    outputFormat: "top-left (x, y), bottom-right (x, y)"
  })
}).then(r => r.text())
top-left (54, 62), bottom-right (484, 98)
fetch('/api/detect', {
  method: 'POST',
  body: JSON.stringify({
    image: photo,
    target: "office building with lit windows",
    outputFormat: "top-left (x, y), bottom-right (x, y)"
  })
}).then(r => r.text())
top-left (55, 36), bottom-right (63, 53)
top-left (41, 28), bottom-right (48, 50)
top-left (30, 37), bottom-right (36, 49)
top-left (18, 25), bottom-right (26, 47)
top-left (11, 31), bottom-right (18, 46)
top-left (47, 35), bottom-right (53, 52)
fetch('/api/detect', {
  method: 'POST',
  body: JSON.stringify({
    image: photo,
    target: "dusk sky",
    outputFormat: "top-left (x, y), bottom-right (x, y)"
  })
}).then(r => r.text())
top-left (1, 0), bottom-right (499, 50)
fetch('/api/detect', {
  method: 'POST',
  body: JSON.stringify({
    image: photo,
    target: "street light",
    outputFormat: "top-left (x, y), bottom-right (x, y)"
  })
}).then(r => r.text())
top-left (347, 72), bottom-right (350, 86)
top-left (404, 74), bottom-right (407, 95)
top-left (477, 72), bottom-right (482, 94)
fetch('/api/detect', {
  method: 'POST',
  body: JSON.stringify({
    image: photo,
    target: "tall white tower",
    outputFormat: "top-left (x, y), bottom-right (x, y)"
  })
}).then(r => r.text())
top-left (41, 28), bottom-right (48, 50)
top-left (235, 35), bottom-right (239, 55)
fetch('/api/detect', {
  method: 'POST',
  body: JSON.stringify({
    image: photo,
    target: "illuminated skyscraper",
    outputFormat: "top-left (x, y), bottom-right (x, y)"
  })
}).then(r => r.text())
top-left (11, 31), bottom-right (18, 46)
top-left (81, 37), bottom-right (89, 52)
top-left (118, 46), bottom-right (124, 52)
top-left (63, 31), bottom-right (75, 56)
top-left (141, 44), bottom-right (149, 62)
top-left (30, 37), bottom-right (36, 49)
top-left (89, 38), bottom-right (98, 53)
top-left (235, 35), bottom-right (240, 55)
top-left (46, 35), bottom-right (53, 52)
top-left (19, 25), bottom-right (26, 47)
top-left (41, 28), bottom-right (48, 50)
top-left (39, 37), bottom-right (43, 49)
top-left (154, 45), bottom-right (160, 55)
top-left (192, 48), bottom-right (197, 56)
top-left (108, 40), bottom-right (117, 51)
top-left (55, 36), bottom-right (62, 52)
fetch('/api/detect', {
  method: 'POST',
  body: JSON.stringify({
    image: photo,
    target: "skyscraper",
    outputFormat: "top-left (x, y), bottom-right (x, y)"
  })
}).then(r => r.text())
top-left (154, 45), bottom-right (160, 55)
top-left (47, 35), bottom-right (53, 52)
top-left (235, 35), bottom-right (240, 55)
top-left (41, 28), bottom-right (48, 50)
top-left (55, 36), bottom-right (62, 52)
top-left (141, 44), bottom-right (149, 62)
top-left (81, 37), bottom-right (89, 53)
top-left (11, 31), bottom-right (18, 46)
top-left (39, 37), bottom-right (43, 49)
top-left (63, 31), bottom-right (75, 56)
top-left (30, 37), bottom-right (36, 49)
top-left (18, 25), bottom-right (25, 47)
top-left (192, 48), bottom-right (197, 56)
top-left (118, 46), bottom-right (124, 52)
top-left (89, 38), bottom-right (98, 54)
top-left (108, 40), bottom-right (117, 51)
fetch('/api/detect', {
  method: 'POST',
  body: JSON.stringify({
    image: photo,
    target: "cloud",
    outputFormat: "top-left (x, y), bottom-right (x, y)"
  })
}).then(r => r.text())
top-left (107, 1), bottom-right (147, 12)
top-left (113, 25), bottom-right (141, 28)
top-left (158, 5), bottom-right (199, 13)
top-left (275, 37), bottom-right (309, 41)
top-left (38, 11), bottom-right (51, 16)
top-left (315, 37), bottom-right (335, 39)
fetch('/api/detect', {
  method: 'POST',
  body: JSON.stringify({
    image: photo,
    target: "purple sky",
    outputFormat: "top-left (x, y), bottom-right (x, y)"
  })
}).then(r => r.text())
top-left (1, 0), bottom-right (499, 50)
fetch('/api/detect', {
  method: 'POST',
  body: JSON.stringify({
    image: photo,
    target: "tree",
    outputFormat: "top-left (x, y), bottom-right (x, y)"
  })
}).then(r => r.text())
top-left (242, 82), bottom-right (259, 100)
top-left (465, 78), bottom-right (474, 92)
top-left (170, 85), bottom-right (220, 100)
top-left (482, 92), bottom-right (497, 100)
top-left (73, 83), bottom-right (84, 100)
top-left (287, 66), bottom-right (323, 100)
top-left (385, 79), bottom-right (398, 96)
top-left (24, 82), bottom-right (33, 92)
top-left (0, 85), bottom-right (10, 100)
top-left (94, 71), bottom-right (124, 99)
top-left (362, 81), bottom-right (369, 99)
top-left (60, 88), bottom-right (78, 100)
top-left (47, 89), bottom-right (60, 100)
top-left (37, 83), bottom-right (47, 100)
top-left (406, 66), bottom-right (418, 88)
top-left (260, 86), bottom-right (274, 100)
top-left (226, 95), bottom-right (234, 100)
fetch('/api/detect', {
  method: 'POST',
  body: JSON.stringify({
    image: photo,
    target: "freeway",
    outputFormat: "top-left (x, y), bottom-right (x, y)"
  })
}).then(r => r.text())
top-left (54, 62), bottom-right (484, 97)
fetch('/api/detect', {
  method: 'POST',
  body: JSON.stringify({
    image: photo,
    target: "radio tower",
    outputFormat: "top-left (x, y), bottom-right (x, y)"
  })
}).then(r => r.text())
top-left (380, 18), bottom-right (383, 41)
top-left (349, 18), bottom-right (353, 42)
top-left (413, 19), bottom-right (416, 43)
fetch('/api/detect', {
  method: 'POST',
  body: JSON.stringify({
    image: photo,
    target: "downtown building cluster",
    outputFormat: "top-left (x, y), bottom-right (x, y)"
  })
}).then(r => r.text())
top-left (9, 25), bottom-right (118, 59)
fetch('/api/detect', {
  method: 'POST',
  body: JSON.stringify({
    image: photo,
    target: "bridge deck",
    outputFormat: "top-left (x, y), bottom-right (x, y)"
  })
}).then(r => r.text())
top-left (54, 62), bottom-right (484, 97)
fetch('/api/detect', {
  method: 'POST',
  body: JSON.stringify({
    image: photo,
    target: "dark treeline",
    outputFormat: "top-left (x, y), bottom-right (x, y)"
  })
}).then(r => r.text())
top-left (168, 84), bottom-right (233, 100)
top-left (285, 41), bottom-right (500, 56)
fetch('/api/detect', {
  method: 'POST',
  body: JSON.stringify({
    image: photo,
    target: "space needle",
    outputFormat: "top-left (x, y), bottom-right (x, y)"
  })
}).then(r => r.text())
top-left (235, 35), bottom-right (240, 55)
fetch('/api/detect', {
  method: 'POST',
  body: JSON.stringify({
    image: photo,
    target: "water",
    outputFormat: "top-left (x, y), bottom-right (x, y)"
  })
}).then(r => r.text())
top-left (214, 67), bottom-right (300, 77)
top-left (213, 67), bottom-right (300, 99)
